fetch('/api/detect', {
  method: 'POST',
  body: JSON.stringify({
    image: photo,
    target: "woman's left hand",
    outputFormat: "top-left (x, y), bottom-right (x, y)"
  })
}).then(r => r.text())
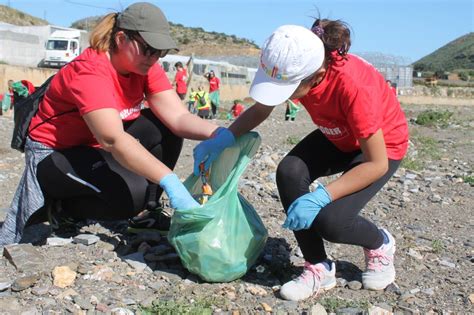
top-left (282, 184), bottom-right (332, 231)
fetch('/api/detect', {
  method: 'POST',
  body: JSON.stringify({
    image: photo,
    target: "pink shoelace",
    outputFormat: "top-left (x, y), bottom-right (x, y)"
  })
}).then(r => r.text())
top-left (364, 246), bottom-right (392, 271)
top-left (298, 262), bottom-right (326, 297)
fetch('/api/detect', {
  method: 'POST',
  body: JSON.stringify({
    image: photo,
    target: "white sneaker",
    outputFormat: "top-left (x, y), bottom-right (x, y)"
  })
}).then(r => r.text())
top-left (362, 228), bottom-right (396, 290)
top-left (280, 261), bottom-right (336, 301)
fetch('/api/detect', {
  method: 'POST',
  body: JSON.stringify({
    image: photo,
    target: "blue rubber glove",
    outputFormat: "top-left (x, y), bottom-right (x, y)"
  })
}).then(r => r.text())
top-left (282, 184), bottom-right (332, 231)
top-left (159, 173), bottom-right (200, 210)
top-left (193, 127), bottom-right (235, 175)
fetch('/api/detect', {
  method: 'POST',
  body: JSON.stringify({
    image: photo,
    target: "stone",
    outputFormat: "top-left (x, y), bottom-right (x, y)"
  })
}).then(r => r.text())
top-left (310, 303), bottom-right (328, 315)
top-left (52, 266), bottom-right (77, 288)
top-left (3, 244), bottom-right (46, 272)
top-left (347, 280), bottom-right (362, 290)
top-left (46, 237), bottom-right (73, 246)
top-left (0, 281), bottom-right (12, 291)
top-left (261, 302), bottom-right (272, 312)
top-left (73, 234), bottom-right (100, 246)
top-left (122, 252), bottom-right (149, 273)
top-left (368, 306), bottom-right (393, 315)
top-left (11, 274), bottom-right (40, 292)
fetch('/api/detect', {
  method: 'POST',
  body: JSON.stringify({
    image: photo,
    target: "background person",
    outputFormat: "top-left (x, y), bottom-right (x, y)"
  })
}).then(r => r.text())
top-left (0, 2), bottom-right (222, 245)
top-left (187, 87), bottom-right (197, 114)
top-left (205, 70), bottom-right (220, 118)
top-left (173, 61), bottom-right (187, 102)
top-left (195, 86), bottom-right (212, 119)
top-left (193, 22), bottom-right (408, 301)
top-left (231, 99), bottom-right (245, 119)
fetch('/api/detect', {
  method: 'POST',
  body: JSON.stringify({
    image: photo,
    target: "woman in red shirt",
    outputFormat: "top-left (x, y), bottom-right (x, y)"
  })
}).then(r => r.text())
top-left (205, 70), bottom-right (220, 118)
top-left (194, 21), bottom-right (408, 301)
top-left (0, 3), bottom-right (223, 245)
top-left (174, 61), bottom-right (187, 100)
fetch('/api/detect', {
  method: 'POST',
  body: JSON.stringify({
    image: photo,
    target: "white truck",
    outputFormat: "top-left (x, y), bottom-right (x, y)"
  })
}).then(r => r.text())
top-left (42, 29), bottom-right (89, 68)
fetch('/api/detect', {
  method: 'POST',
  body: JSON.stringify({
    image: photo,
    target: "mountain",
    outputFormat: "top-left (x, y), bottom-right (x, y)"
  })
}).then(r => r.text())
top-left (71, 17), bottom-right (260, 64)
top-left (0, 5), bottom-right (48, 26)
top-left (413, 33), bottom-right (474, 72)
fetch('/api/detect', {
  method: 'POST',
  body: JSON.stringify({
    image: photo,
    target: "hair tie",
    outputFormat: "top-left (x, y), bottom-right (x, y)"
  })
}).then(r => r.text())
top-left (311, 25), bottom-right (325, 38)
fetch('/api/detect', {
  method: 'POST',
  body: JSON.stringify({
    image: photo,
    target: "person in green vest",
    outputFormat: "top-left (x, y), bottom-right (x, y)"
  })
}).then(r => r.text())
top-left (195, 86), bottom-right (211, 119)
top-left (187, 87), bottom-right (197, 114)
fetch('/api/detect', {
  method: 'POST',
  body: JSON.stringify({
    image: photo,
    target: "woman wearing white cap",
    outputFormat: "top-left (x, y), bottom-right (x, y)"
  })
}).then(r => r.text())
top-left (0, 2), bottom-right (223, 245)
top-left (194, 19), bottom-right (409, 301)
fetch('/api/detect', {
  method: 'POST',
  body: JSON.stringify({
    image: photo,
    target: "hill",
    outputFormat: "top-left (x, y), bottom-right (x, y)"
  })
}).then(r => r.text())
top-left (0, 5), bottom-right (48, 26)
top-left (71, 16), bottom-right (260, 64)
top-left (413, 32), bottom-right (474, 72)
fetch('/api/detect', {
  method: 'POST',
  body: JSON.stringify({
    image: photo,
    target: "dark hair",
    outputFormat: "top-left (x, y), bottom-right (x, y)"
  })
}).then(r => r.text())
top-left (311, 18), bottom-right (351, 63)
top-left (175, 62), bottom-right (183, 68)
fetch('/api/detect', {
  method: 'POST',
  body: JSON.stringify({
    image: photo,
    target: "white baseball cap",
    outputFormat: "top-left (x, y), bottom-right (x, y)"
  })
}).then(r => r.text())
top-left (250, 25), bottom-right (325, 106)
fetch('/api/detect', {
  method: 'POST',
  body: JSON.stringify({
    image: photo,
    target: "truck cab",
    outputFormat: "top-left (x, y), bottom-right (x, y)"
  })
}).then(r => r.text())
top-left (42, 30), bottom-right (88, 68)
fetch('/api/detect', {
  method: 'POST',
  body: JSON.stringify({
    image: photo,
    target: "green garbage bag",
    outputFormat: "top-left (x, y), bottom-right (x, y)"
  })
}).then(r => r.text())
top-left (2, 93), bottom-right (11, 112)
top-left (169, 132), bottom-right (268, 282)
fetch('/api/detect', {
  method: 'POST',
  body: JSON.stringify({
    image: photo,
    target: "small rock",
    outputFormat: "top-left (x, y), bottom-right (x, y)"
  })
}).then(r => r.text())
top-left (110, 308), bottom-right (134, 315)
top-left (46, 237), bottom-right (73, 246)
top-left (73, 234), bottom-right (100, 246)
top-left (311, 303), bottom-right (328, 315)
top-left (247, 285), bottom-right (267, 296)
top-left (0, 281), bottom-right (12, 292)
top-left (368, 306), bottom-right (393, 315)
top-left (469, 293), bottom-right (474, 304)
top-left (261, 302), bottom-right (272, 312)
top-left (52, 266), bottom-right (77, 288)
top-left (11, 274), bottom-right (40, 292)
top-left (347, 280), bottom-right (362, 290)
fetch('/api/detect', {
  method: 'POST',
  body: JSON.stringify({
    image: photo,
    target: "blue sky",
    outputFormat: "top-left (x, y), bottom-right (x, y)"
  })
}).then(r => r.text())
top-left (4, 0), bottom-right (473, 62)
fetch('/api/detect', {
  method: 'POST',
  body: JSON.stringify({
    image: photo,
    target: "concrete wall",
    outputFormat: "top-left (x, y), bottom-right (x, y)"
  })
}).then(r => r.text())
top-left (0, 64), bottom-right (250, 102)
top-left (0, 64), bottom-right (57, 90)
top-left (0, 31), bottom-right (45, 67)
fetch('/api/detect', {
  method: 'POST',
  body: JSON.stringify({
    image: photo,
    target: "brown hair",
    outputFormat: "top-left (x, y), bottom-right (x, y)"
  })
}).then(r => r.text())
top-left (89, 13), bottom-right (120, 52)
top-left (311, 18), bottom-right (352, 63)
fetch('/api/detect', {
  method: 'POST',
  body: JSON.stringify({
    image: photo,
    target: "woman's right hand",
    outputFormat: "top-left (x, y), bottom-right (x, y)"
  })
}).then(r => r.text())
top-left (193, 127), bottom-right (235, 175)
top-left (159, 173), bottom-right (199, 210)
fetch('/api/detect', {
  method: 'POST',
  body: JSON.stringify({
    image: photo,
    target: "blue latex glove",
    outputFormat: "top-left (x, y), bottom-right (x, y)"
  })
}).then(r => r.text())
top-left (193, 127), bottom-right (235, 175)
top-left (282, 184), bottom-right (332, 231)
top-left (159, 173), bottom-right (200, 210)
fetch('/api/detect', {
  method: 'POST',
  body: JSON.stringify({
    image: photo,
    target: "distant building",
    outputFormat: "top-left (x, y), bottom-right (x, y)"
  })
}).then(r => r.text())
top-left (160, 54), bottom-right (257, 86)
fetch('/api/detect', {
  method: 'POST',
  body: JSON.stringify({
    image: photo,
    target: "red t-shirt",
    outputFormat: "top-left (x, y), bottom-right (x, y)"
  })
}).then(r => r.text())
top-left (299, 53), bottom-right (408, 160)
top-left (175, 69), bottom-right (187, 94)
top-left (232, 103), bottom-right (245, 117)
top-left (209, 77), bottom-right (220, 92)
top-left (29, 48), bottom-right (172, 149)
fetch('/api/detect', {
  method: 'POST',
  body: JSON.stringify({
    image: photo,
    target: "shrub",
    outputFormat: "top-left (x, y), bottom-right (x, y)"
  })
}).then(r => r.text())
top-left (415, 110), bottom-right (453, 127)
top-left (458, 71), bottom-right (470, 81)
top-left (286, 135), bottom-right (300, 145)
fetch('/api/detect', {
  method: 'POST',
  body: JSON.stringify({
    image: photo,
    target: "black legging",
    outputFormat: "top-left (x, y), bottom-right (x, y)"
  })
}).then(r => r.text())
top-left (36, 109), bottom-right (183, 221)
top-left (276, 129), bottom-right (401, 264)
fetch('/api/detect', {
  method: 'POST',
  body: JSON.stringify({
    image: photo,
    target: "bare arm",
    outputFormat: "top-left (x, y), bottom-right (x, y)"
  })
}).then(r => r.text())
top-left (228, 102), bottom-right (275, 137)
top-left (83, 108), bottom-right (172, 184)
top-left (325, 129), bottom-right (389, 200)
top-left (148, 89), bottom-right (218, 140)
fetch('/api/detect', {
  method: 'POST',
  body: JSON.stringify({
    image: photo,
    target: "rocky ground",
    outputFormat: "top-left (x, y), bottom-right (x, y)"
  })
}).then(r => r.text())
top-left (0, 99), bottom-right (473, 314)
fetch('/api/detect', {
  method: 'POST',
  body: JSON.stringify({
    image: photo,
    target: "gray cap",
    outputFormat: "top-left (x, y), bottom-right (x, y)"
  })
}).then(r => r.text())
top-left (117, 2), bottom-right (179, 52)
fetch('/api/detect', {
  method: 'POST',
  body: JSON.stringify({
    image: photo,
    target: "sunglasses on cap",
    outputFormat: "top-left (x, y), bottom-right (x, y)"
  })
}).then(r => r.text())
top-left (125, 32), bottom-right (169, 58)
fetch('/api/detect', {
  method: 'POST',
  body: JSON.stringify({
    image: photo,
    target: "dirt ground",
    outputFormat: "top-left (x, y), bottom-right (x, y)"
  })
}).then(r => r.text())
top-left (0, 96), bottom-right (472, 314)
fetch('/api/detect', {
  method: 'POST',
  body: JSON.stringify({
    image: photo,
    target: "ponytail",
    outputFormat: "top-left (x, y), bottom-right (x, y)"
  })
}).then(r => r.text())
top-left (89, 13), bottom-right (120, 52)
top-left (311, 19), bottom-right (351, 62)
